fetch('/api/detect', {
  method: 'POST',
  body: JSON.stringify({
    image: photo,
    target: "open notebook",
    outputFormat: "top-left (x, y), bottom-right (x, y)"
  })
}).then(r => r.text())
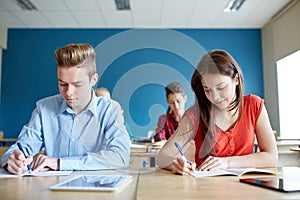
top-left (191, 168), bottom-right (278, 178)
top-left (0, 169), bottom-right (72, 178)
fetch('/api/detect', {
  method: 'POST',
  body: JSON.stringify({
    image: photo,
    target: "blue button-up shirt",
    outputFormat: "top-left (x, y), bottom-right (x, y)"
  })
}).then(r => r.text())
top-left (2, 92), bottom-right (130, 170)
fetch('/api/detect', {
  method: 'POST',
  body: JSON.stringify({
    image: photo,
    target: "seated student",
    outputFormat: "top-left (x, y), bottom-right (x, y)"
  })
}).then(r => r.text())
top-left (95, 87), bottom-right (111, 99)
top-left (156, 49), bottom-right (278, 175)
top-left (95, 87), bottom-right (134, 139)
top-left (153, 82), bottom-right (187, 142)
top-left (2, 43), bottom-right (130, 175)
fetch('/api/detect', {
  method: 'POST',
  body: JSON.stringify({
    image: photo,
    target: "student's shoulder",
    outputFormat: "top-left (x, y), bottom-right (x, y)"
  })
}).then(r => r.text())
top-left (182, 105), bottom-right (199, 128)
top-left (244, 94), bottom-right (264, 105)
top-left (243, 94), bottom-right (264, 115)
top-left (184, 105), bottom-right (198, 119)
top-left (95, 96), bottom-right (121, 110)
top-left (36, 94), bottom-right (63, 106)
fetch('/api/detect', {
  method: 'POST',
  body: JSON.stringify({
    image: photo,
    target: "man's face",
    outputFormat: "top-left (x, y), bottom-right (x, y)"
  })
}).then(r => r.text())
top-left (167, 93), bottom-right (187, 116)
top-left (57, 66), bottom-right (97, 113)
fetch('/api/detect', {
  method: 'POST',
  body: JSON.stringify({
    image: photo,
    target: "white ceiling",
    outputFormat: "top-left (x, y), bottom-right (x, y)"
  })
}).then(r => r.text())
top-left (0, 0), bottom-right (292, 29)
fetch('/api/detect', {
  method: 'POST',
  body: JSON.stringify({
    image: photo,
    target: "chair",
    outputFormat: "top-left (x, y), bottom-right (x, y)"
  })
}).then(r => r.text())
top-left (0, 146), bottom-right (9, 168)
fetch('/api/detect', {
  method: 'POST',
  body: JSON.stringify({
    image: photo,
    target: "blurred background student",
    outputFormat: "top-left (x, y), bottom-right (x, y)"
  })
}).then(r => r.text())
top-left (95, 87), bottom-right (111, 99)
top-left (153, 82), bottom-right (187, 142)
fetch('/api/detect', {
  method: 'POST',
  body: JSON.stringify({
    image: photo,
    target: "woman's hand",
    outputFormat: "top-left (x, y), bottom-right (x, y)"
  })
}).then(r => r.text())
top-left (171, 156), bottom-right (196, 175)
top-left (198, 156), bottom-right (228, 171)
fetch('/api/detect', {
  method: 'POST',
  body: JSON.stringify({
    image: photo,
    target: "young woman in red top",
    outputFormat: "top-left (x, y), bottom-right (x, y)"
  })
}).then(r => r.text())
top-left (156, 50), bottom-right (278, 175)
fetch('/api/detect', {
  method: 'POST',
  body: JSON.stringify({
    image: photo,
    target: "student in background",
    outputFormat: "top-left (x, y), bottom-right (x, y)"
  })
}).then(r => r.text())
top-left (2, 43), bottom-right (130, 175)
top-left (95, 87), bottom-right (134, 139)
top-left (95, 87), bottom-right (111, 99)
top-left (153, 82), bottom-right (187, 142)
top-left (156, 49), bottom-right (278, 175)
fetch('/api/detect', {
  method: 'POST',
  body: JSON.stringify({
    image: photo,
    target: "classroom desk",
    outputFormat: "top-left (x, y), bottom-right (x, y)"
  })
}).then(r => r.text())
top-left (1, 167), bottom-right (300, 200)
top-left (138, 167), bottom-right (300, 200)
top-left (0, 169), bottom-right (140, 200)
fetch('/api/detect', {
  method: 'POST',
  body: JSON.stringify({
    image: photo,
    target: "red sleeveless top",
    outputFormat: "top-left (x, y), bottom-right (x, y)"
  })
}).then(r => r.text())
top-left (193, 95), bottom-right (263, 166)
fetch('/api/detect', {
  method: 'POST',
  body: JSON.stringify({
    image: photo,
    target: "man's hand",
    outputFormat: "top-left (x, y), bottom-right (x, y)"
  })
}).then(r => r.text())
top-left (6, 150), bottom-right (33, 175)
top-left (30, 154), bottom-right (60, 173)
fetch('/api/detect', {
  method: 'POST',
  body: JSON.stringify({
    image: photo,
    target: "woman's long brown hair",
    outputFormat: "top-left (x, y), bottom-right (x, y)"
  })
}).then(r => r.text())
top-left (191, 50), bottom-right (244, 158)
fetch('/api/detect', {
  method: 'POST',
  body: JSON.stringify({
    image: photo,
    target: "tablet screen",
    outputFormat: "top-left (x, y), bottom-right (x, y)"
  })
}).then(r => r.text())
top-left (50, 175), bottom-right (133, 192)
top-left (240, 177), bottom-right (300, 193)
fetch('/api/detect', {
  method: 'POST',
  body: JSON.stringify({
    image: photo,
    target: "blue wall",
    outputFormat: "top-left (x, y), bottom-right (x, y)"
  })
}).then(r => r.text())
top-left (0, 28), bottom-right (263, 138)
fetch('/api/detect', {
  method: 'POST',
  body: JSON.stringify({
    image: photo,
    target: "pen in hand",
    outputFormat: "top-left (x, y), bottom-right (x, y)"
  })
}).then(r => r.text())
top-left (174, 141), bottom-right (192, 166)
top-left (17, 142), bottom-right (32, 173)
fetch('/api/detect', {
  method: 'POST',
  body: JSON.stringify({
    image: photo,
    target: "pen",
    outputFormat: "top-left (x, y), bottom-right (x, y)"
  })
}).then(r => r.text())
top-left (174, 141), bottom-right (192, 165)
top-left (17, 142), bottom-right (32, 172)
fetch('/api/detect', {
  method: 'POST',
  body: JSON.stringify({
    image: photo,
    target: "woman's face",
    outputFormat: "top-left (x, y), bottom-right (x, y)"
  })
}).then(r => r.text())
top-left (200, 73), bottom-right (238, 110)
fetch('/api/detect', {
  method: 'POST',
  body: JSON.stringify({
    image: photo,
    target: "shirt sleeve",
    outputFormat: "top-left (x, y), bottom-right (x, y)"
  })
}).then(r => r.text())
top-left (59, 100), bottom-right (131, 170)
top-left (1, 108), bottom-right (45, 167)
top-left (154, 115), bottom-right (167, 141)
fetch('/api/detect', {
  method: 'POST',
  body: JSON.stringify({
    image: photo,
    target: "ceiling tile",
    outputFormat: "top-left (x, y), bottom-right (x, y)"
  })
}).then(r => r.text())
top-left (12, 11), bottom-right (52, 28)
top-left (194, 0), bottom-right (230, 11)
top-left (163, 0), bottom-right (197, 11)
top-left (132, 11), bottom-right (161, 28)
top-left (102, 11), bottom-right (133, 28)
top-left (214, 12), bottom-right (246, 28)
top-left (0, 0), bottom-right (22, 11)
top-left (0, 11), bottom-right (26, 28)
top-left (64, 0), bottom-right (100, 11)
top-left (188, 11), bottom-right (220, 28)
top-left (131, 0), bottom-right (163, 11)
top-left (161, 11), bottom-right (191, 28)
top-left (96, 0), bottom-right (117, 11)
top-left (72, 12), bottom-right (106, 28)
top-left (31, 0), bottom-right (68, 11)
top-left (43, 11), bottom-right (78, 28)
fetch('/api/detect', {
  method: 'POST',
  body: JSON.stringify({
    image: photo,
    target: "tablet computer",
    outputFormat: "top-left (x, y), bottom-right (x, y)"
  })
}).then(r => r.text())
top-left (50, 175), bottom-right (133, 192)
top-left (240, 177), bottom-right (300, 193)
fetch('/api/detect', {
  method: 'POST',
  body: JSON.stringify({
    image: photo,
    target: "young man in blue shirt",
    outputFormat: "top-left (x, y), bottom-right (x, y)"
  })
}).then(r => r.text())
top-left (2, 43), bottom-right (130, 174)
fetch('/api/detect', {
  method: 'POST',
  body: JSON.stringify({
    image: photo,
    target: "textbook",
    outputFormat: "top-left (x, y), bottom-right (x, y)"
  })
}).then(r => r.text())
top-left (191, 168), bottom-right (278, 178)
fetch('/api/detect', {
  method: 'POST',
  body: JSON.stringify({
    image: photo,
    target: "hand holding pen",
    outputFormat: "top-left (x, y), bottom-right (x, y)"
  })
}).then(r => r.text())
top-left (16, 142), bottom-right (32, 173)
top-left (174, 142), bottom-right (196, 175)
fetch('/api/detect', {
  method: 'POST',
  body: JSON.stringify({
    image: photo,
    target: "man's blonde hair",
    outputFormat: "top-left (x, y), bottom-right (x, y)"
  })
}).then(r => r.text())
top-left (55, 43), bottom-right (96, 79)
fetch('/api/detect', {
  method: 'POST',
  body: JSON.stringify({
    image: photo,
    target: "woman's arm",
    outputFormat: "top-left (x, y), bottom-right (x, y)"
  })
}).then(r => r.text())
top-left (156, 115), bottom-right (196, 170)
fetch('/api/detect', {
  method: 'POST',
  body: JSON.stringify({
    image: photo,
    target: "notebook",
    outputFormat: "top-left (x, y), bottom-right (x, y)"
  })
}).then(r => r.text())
top-left (191, 168), bottom-right (278, 178)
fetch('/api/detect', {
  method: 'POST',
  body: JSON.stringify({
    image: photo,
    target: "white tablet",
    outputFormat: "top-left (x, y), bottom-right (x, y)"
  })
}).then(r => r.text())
top-left (50, 175), bottom-right (133, 192)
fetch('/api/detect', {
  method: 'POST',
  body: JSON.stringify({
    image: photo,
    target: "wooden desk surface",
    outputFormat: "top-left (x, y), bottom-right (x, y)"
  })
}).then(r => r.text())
top-left (138, 168), bottom-right (300, 200)
top-left (0, 169), bottom-right (139, 200)
top-left (1, 167), bottom-right (300, 200)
